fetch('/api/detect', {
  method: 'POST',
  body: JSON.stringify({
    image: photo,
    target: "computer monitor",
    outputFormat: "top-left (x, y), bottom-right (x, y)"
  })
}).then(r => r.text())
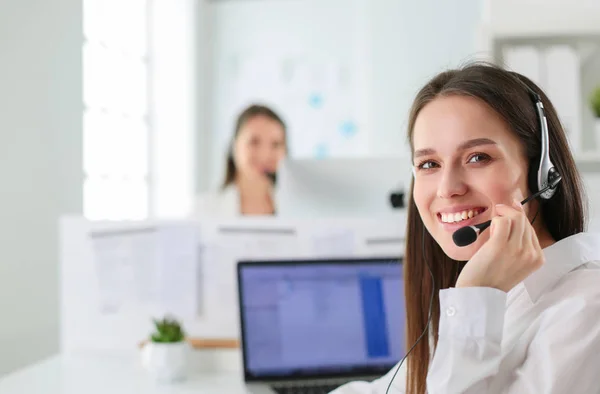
top-left (275, 157), bottom-right (411, 218)
top-left (237, 257), bottom-right (405, 383)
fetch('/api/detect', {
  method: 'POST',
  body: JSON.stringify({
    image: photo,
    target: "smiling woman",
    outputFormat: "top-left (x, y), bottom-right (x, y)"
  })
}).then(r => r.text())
top-left (329, 63), bottom-right (600, 394)
top-left (195, 104), bottom-right (289, 217)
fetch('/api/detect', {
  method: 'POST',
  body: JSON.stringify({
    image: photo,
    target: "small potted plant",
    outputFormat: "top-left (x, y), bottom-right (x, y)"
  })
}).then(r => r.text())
top-left (591, 86), bottom-right (600, 146)
top-left (141, 316), bottom-right (189, 383)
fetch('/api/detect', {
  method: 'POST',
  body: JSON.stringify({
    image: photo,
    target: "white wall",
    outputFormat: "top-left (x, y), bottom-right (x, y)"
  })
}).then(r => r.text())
top-left (195, 0), bottom-right (213, 194)
top-left (199, 0), bottom-right (483, 189)
top-left (368, 0), bottom-right (483, 157)
top-left (206, 0), bottom-right (371, 189)
top-left (0, 0), bottom-right (82, 376)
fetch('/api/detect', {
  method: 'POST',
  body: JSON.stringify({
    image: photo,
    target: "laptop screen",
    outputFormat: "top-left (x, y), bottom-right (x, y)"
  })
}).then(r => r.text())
top-left (237, 258), bottom-right (405, 381)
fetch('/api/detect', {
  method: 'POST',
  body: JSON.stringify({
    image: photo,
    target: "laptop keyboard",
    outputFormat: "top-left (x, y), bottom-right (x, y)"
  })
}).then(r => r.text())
top-left (271, 384), bottom-right (340, 394)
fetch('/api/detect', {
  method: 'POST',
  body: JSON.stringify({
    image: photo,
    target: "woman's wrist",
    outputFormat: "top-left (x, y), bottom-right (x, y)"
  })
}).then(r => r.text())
top-left (455, 278), bottom-right (509, 293)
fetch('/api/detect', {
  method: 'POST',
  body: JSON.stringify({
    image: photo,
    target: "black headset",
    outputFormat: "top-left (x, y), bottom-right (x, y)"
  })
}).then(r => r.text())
top-left (385, 77), bottom-right (562, 394)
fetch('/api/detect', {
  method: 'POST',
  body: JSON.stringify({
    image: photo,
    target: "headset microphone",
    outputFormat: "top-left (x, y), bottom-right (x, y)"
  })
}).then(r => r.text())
top-left (452, 171), bottom-right (562, 247)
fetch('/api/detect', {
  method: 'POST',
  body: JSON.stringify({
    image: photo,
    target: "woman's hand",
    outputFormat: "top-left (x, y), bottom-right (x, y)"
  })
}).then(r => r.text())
top-left (455, 199), bottom-right (545, 293)
top-left (239, 169), bottom-right (274, 193)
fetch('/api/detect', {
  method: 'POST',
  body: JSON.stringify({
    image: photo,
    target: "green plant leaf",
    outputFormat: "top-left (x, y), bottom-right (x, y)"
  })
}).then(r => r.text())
top-left (149, 315), bottom-right (185, 343)
top-left (591, 86), bottom-right (600, 118)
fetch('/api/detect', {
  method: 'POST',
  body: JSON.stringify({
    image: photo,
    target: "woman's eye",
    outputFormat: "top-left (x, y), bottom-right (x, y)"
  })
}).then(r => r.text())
top-left (468, 153), bottom-right (490, 163)
top-left (417, 160), bottom-right (438, 170)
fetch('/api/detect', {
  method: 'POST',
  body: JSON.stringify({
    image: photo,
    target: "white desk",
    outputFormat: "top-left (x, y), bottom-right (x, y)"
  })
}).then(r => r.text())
top-left (0, 350), bottom-right (249, 393)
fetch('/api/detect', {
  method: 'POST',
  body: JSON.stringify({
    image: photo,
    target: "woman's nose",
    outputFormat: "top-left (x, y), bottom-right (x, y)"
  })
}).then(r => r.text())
top-left (437, 168), bottom-right (468, 199)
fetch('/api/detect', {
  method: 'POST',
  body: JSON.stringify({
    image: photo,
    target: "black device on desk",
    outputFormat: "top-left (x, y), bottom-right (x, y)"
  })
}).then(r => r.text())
top-left (389, 190), bottom-right (405, 209)
top-left (237, 257), bottom-right (405, 394)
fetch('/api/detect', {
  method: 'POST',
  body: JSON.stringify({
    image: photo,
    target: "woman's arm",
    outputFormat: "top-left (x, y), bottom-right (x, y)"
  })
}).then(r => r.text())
top-left (329, 361), bottom-right (407, 394)
top-left (426, 286), bottom-right (600, 394)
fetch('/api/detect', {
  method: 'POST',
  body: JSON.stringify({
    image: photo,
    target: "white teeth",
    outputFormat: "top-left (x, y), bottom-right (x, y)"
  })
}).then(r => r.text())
top-left (440, 209), bottom-right (483, 223)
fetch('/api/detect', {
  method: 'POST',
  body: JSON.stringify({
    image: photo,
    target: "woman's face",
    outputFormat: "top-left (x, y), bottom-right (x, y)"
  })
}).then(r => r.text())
top-left (233, 115), bottom-right (287, 179)
top-left (412, 95), bottom-right (533, 261)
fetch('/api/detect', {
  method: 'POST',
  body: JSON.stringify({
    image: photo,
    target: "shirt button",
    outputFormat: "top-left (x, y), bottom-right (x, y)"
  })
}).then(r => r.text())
top-left (446, 306), bottom-right (456, 317)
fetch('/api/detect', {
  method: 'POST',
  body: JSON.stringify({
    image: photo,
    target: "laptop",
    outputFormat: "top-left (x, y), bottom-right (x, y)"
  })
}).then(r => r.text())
top-left (237, 257), bottom-right (405, 394)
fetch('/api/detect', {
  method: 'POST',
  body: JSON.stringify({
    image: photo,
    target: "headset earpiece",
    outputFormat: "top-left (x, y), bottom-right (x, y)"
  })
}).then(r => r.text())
top-left (525, 87), bottom-right (562, 200)
top-left (527, 157), bottom-right (539, 195)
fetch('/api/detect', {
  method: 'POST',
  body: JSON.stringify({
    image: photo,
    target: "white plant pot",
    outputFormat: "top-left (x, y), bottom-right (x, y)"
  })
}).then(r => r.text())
top-left (141, 341), bottom-right (190, 383)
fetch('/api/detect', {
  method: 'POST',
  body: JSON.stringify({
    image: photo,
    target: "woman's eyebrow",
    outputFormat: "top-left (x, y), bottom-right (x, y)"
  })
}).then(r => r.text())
top-left (413, 138), bottom-right (497, 158)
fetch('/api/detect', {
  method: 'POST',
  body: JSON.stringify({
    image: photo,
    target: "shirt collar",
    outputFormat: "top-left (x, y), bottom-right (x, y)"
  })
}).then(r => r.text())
top-left (523, 232), bottom-right (600, 302)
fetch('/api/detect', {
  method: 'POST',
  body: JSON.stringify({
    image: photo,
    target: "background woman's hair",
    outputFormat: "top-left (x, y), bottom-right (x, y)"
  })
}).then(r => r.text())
top-left (403, 62), bottom-right (587, 393)
top-left (221, 104), bottom-right (287, 189)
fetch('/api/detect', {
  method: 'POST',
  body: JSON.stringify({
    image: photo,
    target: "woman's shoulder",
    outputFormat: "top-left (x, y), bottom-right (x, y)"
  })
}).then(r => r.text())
top-left (194, 185), bottom-right (240, 217)
top-left (534, 232), bottom-right (600, 311)
top-left (520, 232), bottom-right (600, 306)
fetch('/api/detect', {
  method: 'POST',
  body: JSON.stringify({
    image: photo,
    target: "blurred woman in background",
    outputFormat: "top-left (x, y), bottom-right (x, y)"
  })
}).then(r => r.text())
top-left (195, 104), bottom-right (288, 217)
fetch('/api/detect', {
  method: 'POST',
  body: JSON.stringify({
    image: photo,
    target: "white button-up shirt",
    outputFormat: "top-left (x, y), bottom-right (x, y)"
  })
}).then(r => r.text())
top-left (331, 232), bottom-right (600, 394)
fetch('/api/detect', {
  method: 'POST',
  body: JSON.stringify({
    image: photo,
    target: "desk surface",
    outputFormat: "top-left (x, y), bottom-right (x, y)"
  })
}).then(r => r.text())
top-left (0, 351), bottom-right (249, 394)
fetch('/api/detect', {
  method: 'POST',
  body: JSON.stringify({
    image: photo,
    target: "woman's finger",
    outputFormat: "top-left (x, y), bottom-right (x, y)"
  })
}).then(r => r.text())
top-left (490, 215), bottom-right (511, 244)
top-left (494, 202), bottom-right (522, 218)
top-left (492, 203), bottom-right (528, 250)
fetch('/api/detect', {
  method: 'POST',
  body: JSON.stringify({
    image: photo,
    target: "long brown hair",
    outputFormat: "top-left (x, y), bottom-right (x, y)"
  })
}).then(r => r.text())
top-left (403, 62), bottom-right (587, 393)
top-left (221, 104), bottom-right (288, 189)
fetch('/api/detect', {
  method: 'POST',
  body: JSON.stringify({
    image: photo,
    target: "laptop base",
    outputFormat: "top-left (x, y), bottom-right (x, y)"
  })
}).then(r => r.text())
top-left (245, 376), bottom-right (378, 394)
